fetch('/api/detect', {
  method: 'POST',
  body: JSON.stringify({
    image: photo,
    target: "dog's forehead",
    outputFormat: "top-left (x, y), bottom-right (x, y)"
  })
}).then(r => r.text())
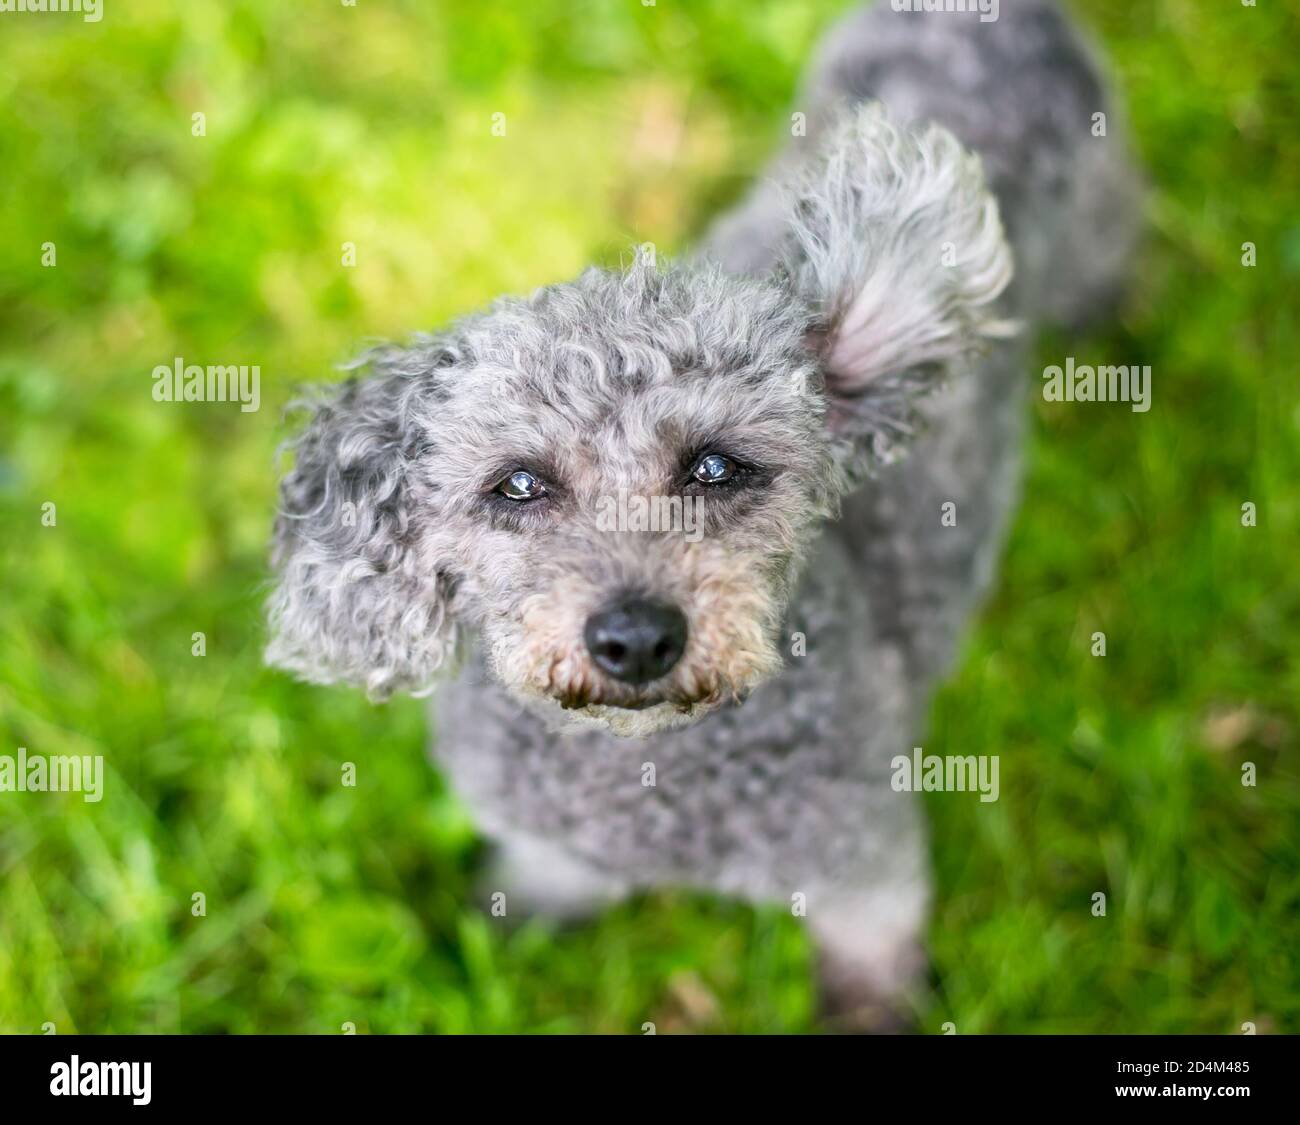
top-left (434, 261), bottom-right (821, 455)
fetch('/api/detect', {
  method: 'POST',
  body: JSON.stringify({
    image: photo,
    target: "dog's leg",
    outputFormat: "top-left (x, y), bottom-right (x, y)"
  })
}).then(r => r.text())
top-left (800, 780), bottom-right (932, 1034)
top-left (482, 832), bottom-right (630, 923)
top-left (806, 876), bottom-right (930, 1033)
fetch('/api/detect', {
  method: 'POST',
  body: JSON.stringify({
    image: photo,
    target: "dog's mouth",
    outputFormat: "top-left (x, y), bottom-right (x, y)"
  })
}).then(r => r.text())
top-left (495, 652), bottom-right (767, 736)
top-left (542, 691), bottom-right (746, 738)
top-left (553, 683), bottom-right (738, 714)
top-left (563, 695), bottom-right (660, 712)
top-left (512, 630), bottom-right (776, 729)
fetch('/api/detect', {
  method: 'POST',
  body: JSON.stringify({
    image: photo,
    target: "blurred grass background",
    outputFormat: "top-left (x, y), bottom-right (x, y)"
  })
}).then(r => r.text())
top-left (1, 0), bottom-right (1297, 1033)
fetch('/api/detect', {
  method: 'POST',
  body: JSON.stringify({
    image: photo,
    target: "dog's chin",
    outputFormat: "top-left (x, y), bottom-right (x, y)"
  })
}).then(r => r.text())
top-left (581, 698), bottom-right (726, 738)
top-left (516, 690), bottom-right (732, 739)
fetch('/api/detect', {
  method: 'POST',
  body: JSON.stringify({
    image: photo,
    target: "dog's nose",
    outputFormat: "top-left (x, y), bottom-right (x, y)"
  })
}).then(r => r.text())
top-left (584, 598), bottom-right (687, 685)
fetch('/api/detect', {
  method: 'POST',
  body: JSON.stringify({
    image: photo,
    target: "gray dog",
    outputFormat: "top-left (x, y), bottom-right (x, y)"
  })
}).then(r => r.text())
top-left (266, 0), bottom-right (1138, 1029)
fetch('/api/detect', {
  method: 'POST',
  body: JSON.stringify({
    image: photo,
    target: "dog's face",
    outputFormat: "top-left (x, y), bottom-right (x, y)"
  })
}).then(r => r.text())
top-left (420, 264), bottom-right (835, 735)
top-left (271, 261), bottom-right (838, 737)
top-left (266, 107), bottom-right (1013, 737)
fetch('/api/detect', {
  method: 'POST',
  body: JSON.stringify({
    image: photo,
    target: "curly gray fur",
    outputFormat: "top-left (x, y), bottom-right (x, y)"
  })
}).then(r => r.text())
top-left (266, 0), bottom-right (1138, 1025)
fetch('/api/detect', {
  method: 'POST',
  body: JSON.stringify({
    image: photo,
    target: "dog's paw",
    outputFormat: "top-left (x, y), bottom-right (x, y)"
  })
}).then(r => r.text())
top-left (813, 935), bottom-right (927, 1034)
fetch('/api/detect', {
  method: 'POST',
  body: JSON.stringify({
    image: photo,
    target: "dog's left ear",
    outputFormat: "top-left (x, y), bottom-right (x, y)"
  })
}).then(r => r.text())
top-left (775, 105), bottom-right (1014, 476)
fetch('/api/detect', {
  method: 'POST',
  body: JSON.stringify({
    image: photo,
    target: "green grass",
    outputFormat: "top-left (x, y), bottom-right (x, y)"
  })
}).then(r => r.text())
top-left (1, 0), bottom-right (1297, 1033)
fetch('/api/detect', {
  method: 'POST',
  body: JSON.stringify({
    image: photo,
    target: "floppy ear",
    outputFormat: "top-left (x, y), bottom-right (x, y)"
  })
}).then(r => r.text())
top-left (776, 104), bottom-right (1014, 475)
top-left (265, 350), bottom-right (457, 700)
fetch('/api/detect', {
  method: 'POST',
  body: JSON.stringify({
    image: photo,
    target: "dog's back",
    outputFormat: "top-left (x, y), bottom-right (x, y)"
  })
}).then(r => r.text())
top-left (708, 0), bottom-right (1140, 706)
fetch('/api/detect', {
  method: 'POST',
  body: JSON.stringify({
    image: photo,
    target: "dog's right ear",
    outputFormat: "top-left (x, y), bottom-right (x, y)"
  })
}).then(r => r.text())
top-left (265, 348), bottom-right (457, 700)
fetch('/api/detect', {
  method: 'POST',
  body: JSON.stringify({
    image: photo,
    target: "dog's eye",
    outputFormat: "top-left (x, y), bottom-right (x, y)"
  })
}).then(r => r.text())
top-left (496, 470), bottom-right (546, 501)
top-left (691, 454), bottom-right (736, 484)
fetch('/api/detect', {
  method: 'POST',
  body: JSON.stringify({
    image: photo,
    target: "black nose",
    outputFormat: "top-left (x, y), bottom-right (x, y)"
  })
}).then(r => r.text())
top-left (584, 598), bottom-right (687, 685)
